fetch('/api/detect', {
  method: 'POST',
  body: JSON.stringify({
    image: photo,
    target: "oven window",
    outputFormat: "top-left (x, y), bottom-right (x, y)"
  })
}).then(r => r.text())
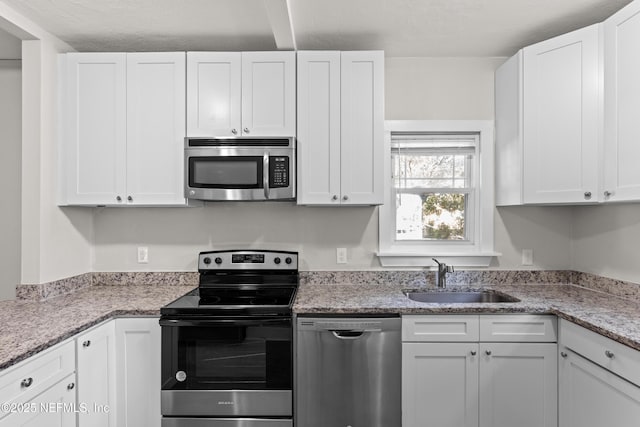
top-left (189, 156), bottom-right (263, 188)
top-left (162, 321), bottom-right (292, 391)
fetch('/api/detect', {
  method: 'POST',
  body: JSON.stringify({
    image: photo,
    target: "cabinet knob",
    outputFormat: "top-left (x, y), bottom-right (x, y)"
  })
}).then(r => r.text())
top-left (604, 191), bottom-right (612, 198)
top-left (127, 196), bottom-right (133, 202)
top-left (485, 350), bottom-right (492, 356)
top-left (605, 350), bottom-right (615, 359)
top-left (116, 196), bottom-right (122, 202)
top-left (342, 195), bottom-right (349, 201)
top-left (332, 195), bottom-right (338, 201)
top-left (243, 127), bottom-right (250, 134)
top-left (67, 382), bottom-right (75, 390)
top-left (83, 340), bottom-right (91, 348)
top-left (21, 377), bottom-right (33, 388)
top-left (231, 128), bottom-right (238, 135)
top-left (470, 350), bottom-right (477, 356)
top-left (560, 351), bottom-right (568, 358)
top-left (584, 191), bottom-right (592, 199)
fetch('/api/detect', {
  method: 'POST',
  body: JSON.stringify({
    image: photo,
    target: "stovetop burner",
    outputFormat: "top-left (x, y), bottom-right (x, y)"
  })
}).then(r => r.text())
top-left (161, 250), bottom-right (299, 317)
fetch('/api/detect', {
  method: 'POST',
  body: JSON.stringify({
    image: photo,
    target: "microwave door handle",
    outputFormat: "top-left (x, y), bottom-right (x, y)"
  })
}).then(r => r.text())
top-left (263, 153), bottom-right (270, 199)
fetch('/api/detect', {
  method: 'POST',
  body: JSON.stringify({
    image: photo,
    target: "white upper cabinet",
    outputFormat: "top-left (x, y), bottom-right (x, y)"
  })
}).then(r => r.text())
top-left (186, 51), bottom-right (295, 137)
top-left (495, 24), bottom-right (601, 205)
top-left (603, 0), bottom-right (640, 202)
top-left (61, 52), bottom-right (187, 206)
top-left (63, 53), bottom-right (127, 205)
top-left (297, 50), bottom-right (384, 205)
top-left (186, 52), bottom-right (241, 137)
top-left (126, 53), bottom-right (186, 205)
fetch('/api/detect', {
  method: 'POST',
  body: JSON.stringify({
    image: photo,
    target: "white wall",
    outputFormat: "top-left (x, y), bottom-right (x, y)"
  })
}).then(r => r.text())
top-left (571, 204), bottom-right (640, 283)
top-left (0, 59), bottom-right (21, 299)
top-left (92, 57), bottom-right (574, 272)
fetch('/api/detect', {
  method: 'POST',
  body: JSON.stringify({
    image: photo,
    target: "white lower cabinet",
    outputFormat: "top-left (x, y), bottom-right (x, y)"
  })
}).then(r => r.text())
top-left (0, 373), bottom-right (77, 427)
top-left (76, 321), bottom-right (117, 427)
top-left (402, 315), bottom-right (558, 427)
top-left (115, 318), bottom-right (161, 427)
top-left (559, 319), bottom-right (640, 427)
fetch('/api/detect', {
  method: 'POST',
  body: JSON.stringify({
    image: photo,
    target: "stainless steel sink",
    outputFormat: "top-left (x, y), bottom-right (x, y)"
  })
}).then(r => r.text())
top-left (404, 290), bottom-right (520, 303)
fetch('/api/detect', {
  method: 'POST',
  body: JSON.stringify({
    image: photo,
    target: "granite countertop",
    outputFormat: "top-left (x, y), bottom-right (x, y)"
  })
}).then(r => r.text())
top-left (0, 284), bottom-right (195, 371)
top-left (2, 279), bottom-right (640, 373)
top-left (294, 282), bottom-right (640, 351)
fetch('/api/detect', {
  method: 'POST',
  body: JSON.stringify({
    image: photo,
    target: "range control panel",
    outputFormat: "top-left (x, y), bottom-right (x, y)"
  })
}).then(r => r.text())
top-left (199, 250), bottom-right (298, 271)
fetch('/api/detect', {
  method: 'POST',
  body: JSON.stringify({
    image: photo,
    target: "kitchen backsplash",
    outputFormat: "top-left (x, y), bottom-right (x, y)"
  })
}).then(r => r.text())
top-left (15, 269), bottom-right (640, 303)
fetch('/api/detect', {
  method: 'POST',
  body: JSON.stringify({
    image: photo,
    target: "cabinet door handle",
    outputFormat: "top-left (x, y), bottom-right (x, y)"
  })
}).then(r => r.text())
top-left (584, 191), bottom-right (592, 199)
top-left (116, 196), bottom-right (122, 202)
top-left (231, 128), bottom-right (238, 135)
top-left (127, 195), bottom-right (133, 202)
top-left (332, 195), bottom-right (338, 201)
top-left (485, 350), bottom-right (492, 356)
top-left (243, 127), bottom-right (250, 134)
top-left (560, 351), bottom-right (568, 358)
top-left (21, 377), bottom-right (33, 388)
top-left (604, 191), bottom-right (612, 198)
top-left (470, 350), bottom-right (477, 356)
top-left (82, 340), bottom-right (91, 348)
top-left (605, 350), bottom-right (615, 359)
top-left (67, 382), bottom-right (75, 390)
top-left (342, 195), bottom-right (349, 201)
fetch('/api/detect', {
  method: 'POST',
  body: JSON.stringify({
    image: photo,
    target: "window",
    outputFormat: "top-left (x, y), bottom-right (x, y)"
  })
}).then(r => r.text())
top-left (378, 121), bottom-right (498, 267)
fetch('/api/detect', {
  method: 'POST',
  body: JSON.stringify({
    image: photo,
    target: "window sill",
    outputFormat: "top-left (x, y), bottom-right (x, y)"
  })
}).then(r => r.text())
top-left (376, 252), bottom-right (501, 268)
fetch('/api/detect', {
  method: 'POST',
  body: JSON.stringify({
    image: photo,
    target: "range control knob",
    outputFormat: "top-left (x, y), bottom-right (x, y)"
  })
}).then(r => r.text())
top-left (285, 257), bottom-right (292, 265)
top-left (203, 257), bottom-right (211, 265)
top-left (274, 257), bottom-right (281, 265)
top-left (214, 257), bottom-right (223, 265)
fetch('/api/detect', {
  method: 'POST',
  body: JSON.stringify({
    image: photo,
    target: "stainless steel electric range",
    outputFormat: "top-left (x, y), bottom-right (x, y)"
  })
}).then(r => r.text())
top-left (160, 250), bottom-right (298, 427)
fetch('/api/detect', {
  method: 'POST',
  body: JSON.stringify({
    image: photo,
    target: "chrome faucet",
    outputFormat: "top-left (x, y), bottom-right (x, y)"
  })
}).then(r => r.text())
top-left (432, 258), bottom-right (454, 288)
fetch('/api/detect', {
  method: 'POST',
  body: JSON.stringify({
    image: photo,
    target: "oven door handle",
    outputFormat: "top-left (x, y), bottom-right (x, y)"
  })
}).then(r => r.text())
top-left (159, 318), bottom-right (290, 327)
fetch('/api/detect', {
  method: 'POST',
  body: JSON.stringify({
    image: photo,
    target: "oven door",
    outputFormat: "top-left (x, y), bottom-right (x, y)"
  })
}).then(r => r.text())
top-left (160, 317), bottom-right (292, 417)
top-left (185, 147), bottom-right (295, 201)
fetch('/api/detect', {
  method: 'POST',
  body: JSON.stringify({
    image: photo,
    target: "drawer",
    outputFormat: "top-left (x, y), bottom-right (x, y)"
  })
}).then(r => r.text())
top-left (402, 315), bottom-right (480, 342)
top-left (480, 315), bottom-right (557, 342)
top-left (560, 319), bottom-right (640, 387)
top-left (0, 340), bottom-right (75, 418)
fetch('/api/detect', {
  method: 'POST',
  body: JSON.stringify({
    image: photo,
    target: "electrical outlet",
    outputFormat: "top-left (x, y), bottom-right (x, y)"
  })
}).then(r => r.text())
top-left (336, 247), bottom-right (347, 264)
top-left (137, 246), bottom-right (149, 264)
top-left (522, 249), bottom-right (533, 266)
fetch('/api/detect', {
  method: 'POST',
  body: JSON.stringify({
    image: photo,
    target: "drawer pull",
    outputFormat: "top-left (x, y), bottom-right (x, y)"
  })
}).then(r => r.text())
top-left (67, 382), bottom-right (75, 390)
top-left (82, 340), bottom-right (91, 348)
top-left (470, 350), bottom-right (477, 356)
top-left (605, 350), bottom-right (615, 359)
top-left (21, 377), bottom-right (33, 388)
top-left (485, 350), bottom-right (492, 356)
top-left (560, 351), bottom-right (568, 358)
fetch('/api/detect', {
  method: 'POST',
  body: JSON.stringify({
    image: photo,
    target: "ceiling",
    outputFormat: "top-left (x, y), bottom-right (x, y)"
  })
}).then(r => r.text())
top-left (0, 0), bottom-right (633, 56)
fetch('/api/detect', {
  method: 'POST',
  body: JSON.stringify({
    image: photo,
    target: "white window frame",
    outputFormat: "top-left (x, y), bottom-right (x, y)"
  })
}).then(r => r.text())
top-left (377, 120), bottom-right (500, 267)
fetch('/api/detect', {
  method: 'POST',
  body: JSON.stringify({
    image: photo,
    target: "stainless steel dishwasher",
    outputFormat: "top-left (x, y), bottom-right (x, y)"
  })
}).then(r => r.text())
top-left (296, 316), bottom-right (401, 427)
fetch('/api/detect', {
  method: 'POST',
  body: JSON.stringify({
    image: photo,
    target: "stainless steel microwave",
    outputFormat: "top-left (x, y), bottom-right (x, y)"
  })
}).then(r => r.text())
top-left (184, 137), bottom-right (296, 201)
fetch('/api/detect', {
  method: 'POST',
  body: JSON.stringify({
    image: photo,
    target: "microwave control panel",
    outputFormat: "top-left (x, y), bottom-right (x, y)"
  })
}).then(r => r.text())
top-left (269, 156), bottom-right (289, 188)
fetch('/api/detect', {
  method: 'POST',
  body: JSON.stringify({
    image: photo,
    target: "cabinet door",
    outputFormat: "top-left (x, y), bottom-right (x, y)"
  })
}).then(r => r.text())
top-left (241, 51), bottom-right (296, 136)
top-left (76, 321), bottom-right (117, 427)
top-left (186, 52), bottom-right (241, 137)
top-left (603, 1), bottom-right (640, 201)
top-left (559, 349), bottom-right (640, 427)
top-left (340, 51), bottom-right (384, 205)
top-left (402, 343), bottom-right (479, 427)
top-left (126, 52), bottom-right (187, 205)
top-left (115, 318), bottom-right (161, 427)
top-left (64, 53), bottom-right (127, 205)
top-left (479, 343), bottom-right (557, 427)
top-left (0, 374), bottom-right (77, 427)
top-left (522, 24), bottom-right (600, 204)
top-left (296, 51), bottom-right (342, 205)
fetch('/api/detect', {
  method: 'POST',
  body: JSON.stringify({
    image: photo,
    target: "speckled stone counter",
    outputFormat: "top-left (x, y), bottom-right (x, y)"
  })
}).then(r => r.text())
top-left (293, 282), bottom-right (640, 351)
top-left (0, 284), bottom-right (195, 371)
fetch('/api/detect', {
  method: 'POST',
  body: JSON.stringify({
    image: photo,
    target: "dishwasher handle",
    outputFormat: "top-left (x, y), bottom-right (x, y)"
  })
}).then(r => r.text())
top-left (330, 329), bottom-right (381, 340)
